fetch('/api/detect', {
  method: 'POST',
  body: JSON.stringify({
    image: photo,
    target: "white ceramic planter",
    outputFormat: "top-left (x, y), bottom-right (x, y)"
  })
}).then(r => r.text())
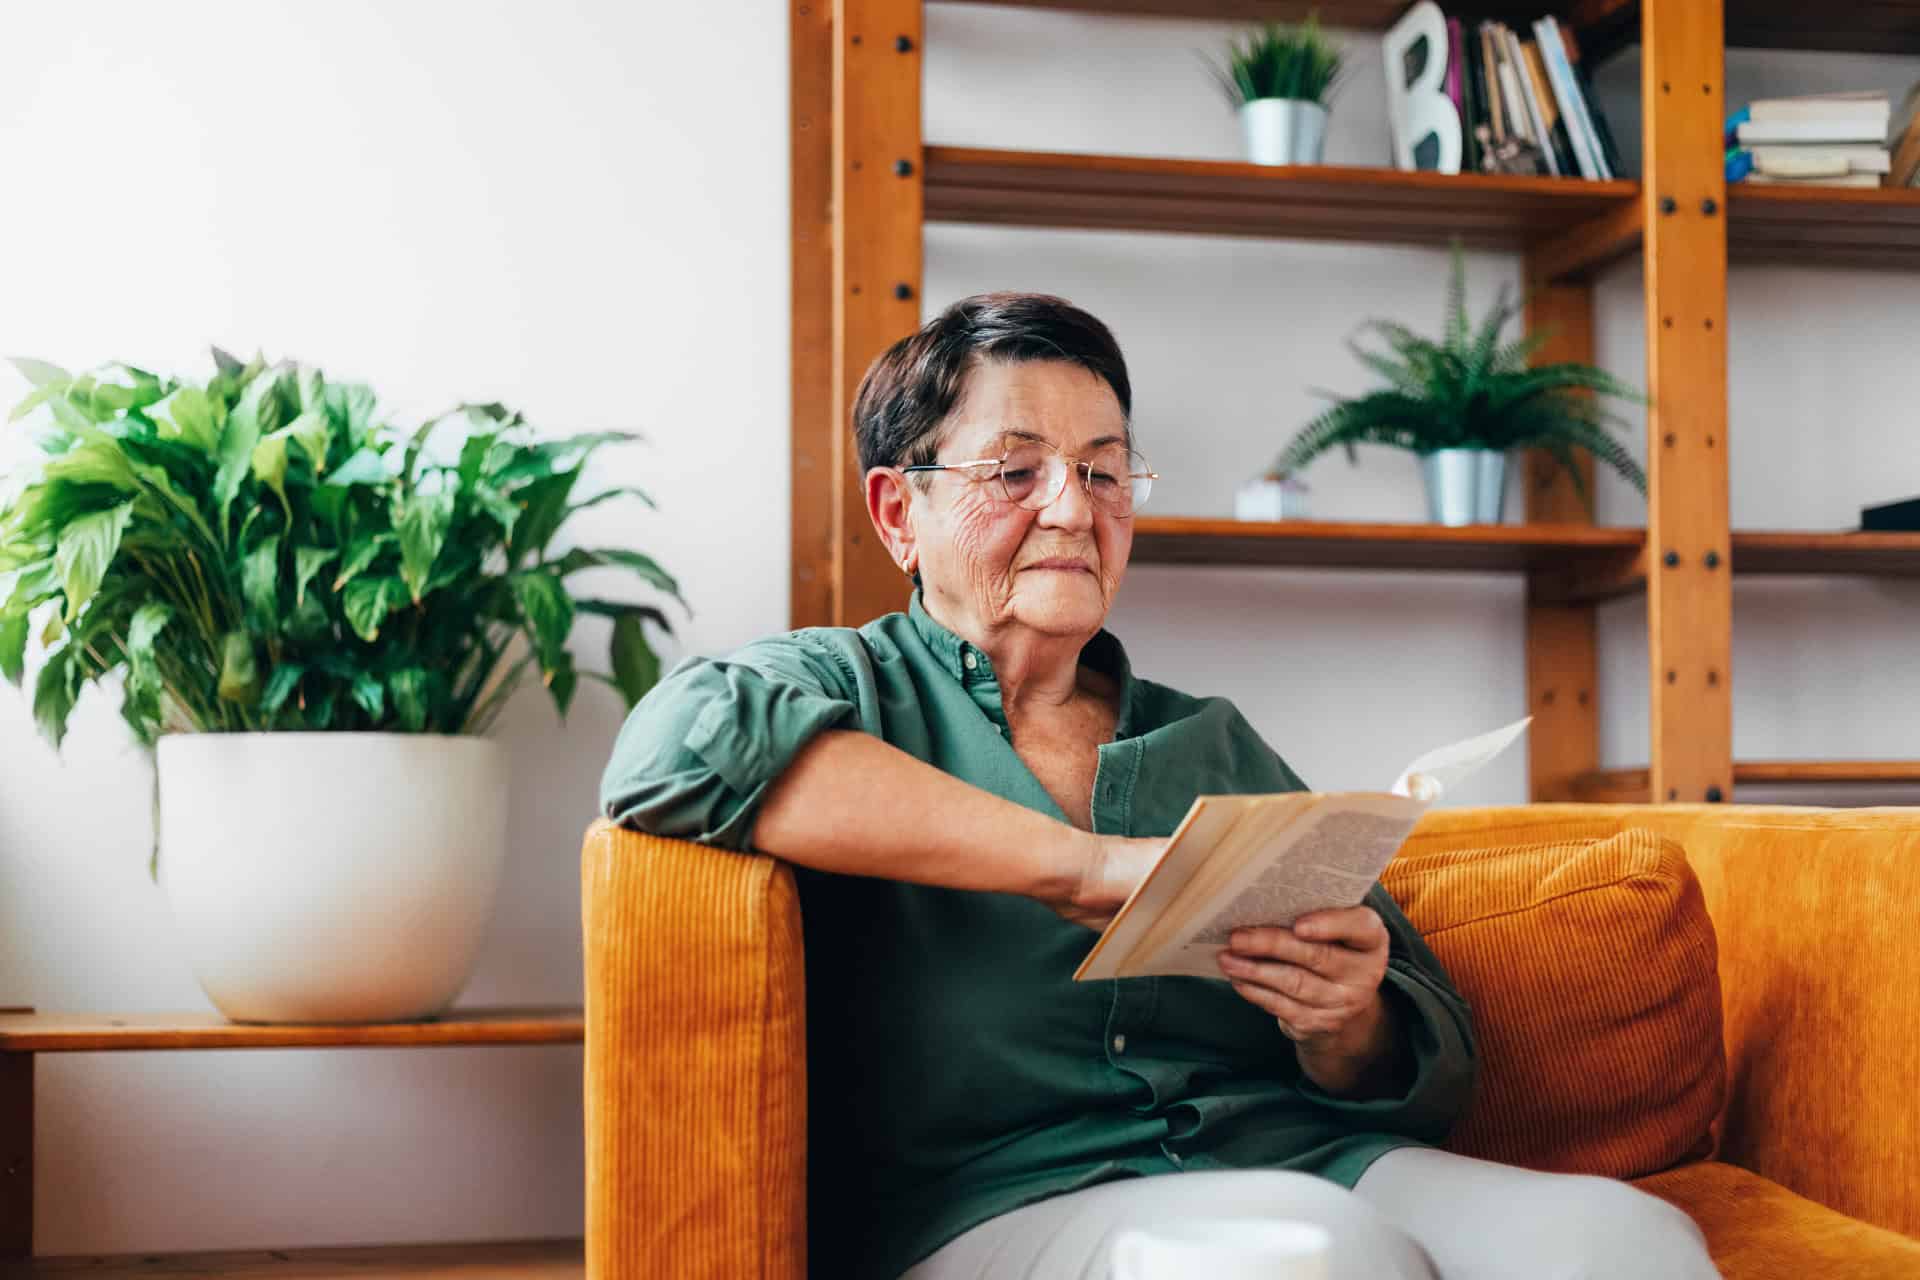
top-left (1239, 99), bottom-right (1329, 166)
top-left (1422, 448), bottom-right (1510, 526)
top-left (156, 733), bottom-right (509, 1024)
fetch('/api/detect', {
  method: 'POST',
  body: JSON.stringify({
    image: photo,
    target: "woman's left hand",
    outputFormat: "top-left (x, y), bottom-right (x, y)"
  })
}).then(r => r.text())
top-left (1218, 906), bottom-right (1403, 1098)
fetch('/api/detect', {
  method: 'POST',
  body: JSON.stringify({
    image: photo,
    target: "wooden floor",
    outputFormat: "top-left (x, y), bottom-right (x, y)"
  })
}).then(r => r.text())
top-left (7, 1239), bottom-right (582, 1278)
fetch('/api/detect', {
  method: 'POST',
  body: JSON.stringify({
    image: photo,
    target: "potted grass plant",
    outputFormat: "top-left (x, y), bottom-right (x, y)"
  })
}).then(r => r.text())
top-left (1269, 246), bottom-right (1646, 525)
top-left (1207, 14), bottom-right (1346, 166)
top-left (0, 350), bottom-right (682, 1023)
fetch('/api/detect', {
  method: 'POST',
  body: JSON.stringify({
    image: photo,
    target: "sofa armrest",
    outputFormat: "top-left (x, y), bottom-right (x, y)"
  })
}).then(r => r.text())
top-left (581, 820), bottom-right (807, 1279)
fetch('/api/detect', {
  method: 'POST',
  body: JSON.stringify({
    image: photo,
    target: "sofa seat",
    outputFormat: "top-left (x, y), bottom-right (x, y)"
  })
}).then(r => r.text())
top-left (1637, 1161), bottom-right (1920, 1277)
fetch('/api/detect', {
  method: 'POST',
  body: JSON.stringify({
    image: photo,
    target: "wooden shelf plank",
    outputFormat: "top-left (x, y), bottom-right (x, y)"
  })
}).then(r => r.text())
top-left (924, 148), bottom-right (1638, 269)
top-left (936, 1), bottom-right (1608, 32)
top-left (940, 0), bottom-right (1920, 59)
top-left (1128, 516), bottom-right (1644, 573)
top-left (1125, 520), bottom-right (1920, 584)
top-left (1735, 761), bottom-right (1920, 786)
top-left (17, 1238), bottom-right (581, 1277)
top-left (0, 1008), bottom-right (583, 1053)
top-left (1574, 761), bottom-right (1920, 801)
top-left (1730, 530), bottom-right (1920, 577)
top-left (1729, 185), bottom-right (1920, 272)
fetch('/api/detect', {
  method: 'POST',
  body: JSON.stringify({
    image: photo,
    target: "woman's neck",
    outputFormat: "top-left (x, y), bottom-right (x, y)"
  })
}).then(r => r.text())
top-left (923, 594), bottom-right (1089, 715)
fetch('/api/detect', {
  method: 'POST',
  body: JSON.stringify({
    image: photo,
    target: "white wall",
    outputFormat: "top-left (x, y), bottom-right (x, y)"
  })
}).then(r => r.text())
top-left (0, 0), bottom-right (786, 1255)
top-left (0, 0), bottom-right (1915, 1257)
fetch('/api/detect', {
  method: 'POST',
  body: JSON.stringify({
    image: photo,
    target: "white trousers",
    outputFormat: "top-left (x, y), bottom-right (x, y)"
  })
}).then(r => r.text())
top-left (899, 1146), bottom-right (1720, 1280)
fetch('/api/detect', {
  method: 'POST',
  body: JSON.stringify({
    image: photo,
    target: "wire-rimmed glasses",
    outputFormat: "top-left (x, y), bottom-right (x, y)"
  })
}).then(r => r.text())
top-left (901, 441), bottom-right (1157, 517)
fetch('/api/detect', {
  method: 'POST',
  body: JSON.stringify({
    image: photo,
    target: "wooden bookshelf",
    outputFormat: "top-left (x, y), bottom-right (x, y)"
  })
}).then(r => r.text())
top-left (14, 1240), bottom-right (583, 1278)
top-left (799, 0), bottom-right (1920, 802)
top-left (924, 147), bottom-right (1638, 264)
top-left (0, 1008), bottom-right (584, 1053)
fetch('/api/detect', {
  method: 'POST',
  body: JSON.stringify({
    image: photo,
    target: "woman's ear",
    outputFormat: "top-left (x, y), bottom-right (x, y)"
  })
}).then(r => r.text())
top-left (865, 467), bottom-right (918, 577)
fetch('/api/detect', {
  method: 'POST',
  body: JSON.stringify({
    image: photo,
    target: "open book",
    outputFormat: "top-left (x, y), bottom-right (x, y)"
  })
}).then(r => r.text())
top-left (1073, 718), bottom-right (1531, 982)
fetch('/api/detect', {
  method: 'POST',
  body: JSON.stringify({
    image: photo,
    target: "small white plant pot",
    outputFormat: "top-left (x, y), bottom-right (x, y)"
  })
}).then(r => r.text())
top-left (1239, 99), bottom-right (1330, 166)
top-left (156, 732), bottom-right (509, 1024)
top-left (1422, 448), bottom-right (1510, 526)
top-left (1236, 476), bottom-right (1312, 521)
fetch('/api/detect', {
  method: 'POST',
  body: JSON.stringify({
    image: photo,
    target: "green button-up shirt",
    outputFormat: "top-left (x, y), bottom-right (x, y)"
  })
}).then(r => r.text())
top-left (600, 594), bottom-right (1476, 1280)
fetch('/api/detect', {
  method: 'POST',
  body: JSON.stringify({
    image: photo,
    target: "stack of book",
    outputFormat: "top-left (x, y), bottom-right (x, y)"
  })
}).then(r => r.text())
top-left (1726, 92), bottom-right (1891, 188)
top-left (1447, 14), bottom-right (1623, 179)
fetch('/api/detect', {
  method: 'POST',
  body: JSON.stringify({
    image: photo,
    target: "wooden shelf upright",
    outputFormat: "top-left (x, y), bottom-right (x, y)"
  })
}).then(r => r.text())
top-left (791, 0), bottom-right (1920, 803)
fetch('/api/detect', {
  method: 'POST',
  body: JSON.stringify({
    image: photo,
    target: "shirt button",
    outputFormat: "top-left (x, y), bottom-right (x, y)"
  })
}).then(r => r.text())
top-left (962, 652), bottom-right (977, 671)
top-left (1111, 1034), bottom-right (1127, 1054)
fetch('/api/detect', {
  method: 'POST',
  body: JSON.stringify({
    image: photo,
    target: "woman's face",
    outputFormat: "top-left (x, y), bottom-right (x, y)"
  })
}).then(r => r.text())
top-left (906, 359), bottom-right (1133, 645)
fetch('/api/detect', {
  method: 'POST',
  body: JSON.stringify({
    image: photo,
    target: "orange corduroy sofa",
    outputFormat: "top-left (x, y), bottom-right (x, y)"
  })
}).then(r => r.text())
top-left (582, 805), bottom-right (1920, 1278)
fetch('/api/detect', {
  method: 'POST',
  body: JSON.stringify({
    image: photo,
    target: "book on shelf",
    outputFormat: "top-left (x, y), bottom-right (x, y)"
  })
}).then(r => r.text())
top-left (1074, 719), bottom-right (1531, 982)
top-left (1386, 5), bottom-right (1620, 180)
top-left (1747, 171), bottom-right (1883, 188)
top-left (1890, 84), bottom-right (1920, 186)
top-left (1727, 91), bottom-right (1895, 188)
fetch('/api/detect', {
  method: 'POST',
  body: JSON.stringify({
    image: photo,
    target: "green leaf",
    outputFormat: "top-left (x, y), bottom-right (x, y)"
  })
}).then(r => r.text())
top-left (9, 384), bottom-right (61, 424)
top-left (506, 469), bottom-right (579, 564)
top-left (333, 533), bottom-right (394, 590)
top-left (210, 346), bottom-right (245, 378)
top-left (285, 591), bottom-right (331, 644)
top-left (554, 546), bottom-right (686, 607)
top-left (343, 575), bottom-right (404, 642)
top-left (544, 650), bottom-right (578, 718)
top-left (10, 357), bottom-right (71, 388)
top-left (350, 670), bottom-right (385, 721)
top-left (278, 409), bottom-right (332, 473)
top-left (242, 534), bottom-right (282, 629)
top-left (324, 382), bottom-right (377, 443)
top-left (0, 611), bottom-right (26, 685)
top-left (510, 569), bottom-right (574, 668)
top-left (294, 545), bottom-right (336, 609)
top-left (55, 502), bottom-right (135, 621)
top-left (390, 666), bottom-right (430, 731)
top-left (128, 599), bottom-right (172, 657)
top-left (325, 447), bottom-right (388, 486)
top-left (155, 387), bottom-right (222, 452)
top-left (251, 432), bottom-right (290, 514)
top-left (470, 485), bottom-right (520, 537)
top-left (214, 371), bottom-right (275, 521)
top-left (217, 630), bottom-right (260, 704)
top-left (395, 490), bottom-right (454, 602)
top-left (609, 611), bottom-right (661, 708)
top-left (44, 429), bottom-right (140, 493)
top-left (569, 485), bottom-right (656, 515)
top-left (261, 661), bottom-right (307, 716)
top-left (32, 644), bottom-right (81, 748)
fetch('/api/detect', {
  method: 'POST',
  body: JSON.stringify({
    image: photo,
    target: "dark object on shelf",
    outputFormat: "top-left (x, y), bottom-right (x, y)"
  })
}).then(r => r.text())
top-left (1862, 497), bottom-right (1920, 531)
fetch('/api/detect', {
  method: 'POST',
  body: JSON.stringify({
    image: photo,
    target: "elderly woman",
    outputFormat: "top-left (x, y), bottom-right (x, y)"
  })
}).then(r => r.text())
top-left (600, 293), bottom-right (1718, 1280)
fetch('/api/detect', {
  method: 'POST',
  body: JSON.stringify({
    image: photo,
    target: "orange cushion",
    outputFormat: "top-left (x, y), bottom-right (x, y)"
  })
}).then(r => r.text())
top-left (1380, 828), bottom-right (1726, 1178)
top-left (1635, 1161), bottom-right (1920, 1277)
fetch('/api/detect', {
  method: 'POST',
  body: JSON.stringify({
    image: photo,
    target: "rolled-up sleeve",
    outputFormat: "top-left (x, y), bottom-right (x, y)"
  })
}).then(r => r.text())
top-left (598, 634), bottom-right (861, 850)
top-left (1295, 883), bottom-right (1478, 1144)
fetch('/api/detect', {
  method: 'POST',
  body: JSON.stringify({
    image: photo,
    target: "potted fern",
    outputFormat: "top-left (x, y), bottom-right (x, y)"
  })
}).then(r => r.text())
top-left (1270, 248), bottom-right (1646, 525)
top-left (1208, 14), bottom-right (1345, 166)
top-left (0, 351), bottom-right (682, 1023)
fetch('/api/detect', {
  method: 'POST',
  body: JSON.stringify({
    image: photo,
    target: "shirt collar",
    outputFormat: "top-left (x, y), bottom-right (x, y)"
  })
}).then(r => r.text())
top-left (906, 591), bottom-right (1139, 737)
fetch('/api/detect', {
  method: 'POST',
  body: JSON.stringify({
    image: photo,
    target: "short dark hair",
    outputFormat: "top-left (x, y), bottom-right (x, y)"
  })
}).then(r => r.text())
top-left (850, 292), bottom-right (1132, 475)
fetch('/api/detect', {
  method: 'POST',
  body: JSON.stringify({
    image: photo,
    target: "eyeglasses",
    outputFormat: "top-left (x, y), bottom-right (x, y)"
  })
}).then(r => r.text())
top-left (901, 441), bottom-right (1158, 517)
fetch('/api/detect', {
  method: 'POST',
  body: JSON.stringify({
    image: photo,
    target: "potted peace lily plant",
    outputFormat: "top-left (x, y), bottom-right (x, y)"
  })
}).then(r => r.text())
top-left (1208, 14), bottom-right (1345, 166)
top-left (0, 351), bottom-right (681, 1023)
top-left (1269, 247), bottom-right (1646, 525)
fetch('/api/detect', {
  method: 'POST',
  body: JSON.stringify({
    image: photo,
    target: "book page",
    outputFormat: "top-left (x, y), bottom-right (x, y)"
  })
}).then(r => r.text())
top-left (1074, 718), bottom-right (1530, 983)
top-left (1121, 794), bottom-right (1423, 980)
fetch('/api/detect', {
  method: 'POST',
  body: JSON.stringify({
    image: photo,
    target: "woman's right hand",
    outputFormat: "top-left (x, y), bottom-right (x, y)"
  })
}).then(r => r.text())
top-left (1052, 833), bottom-right (1167, 931)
